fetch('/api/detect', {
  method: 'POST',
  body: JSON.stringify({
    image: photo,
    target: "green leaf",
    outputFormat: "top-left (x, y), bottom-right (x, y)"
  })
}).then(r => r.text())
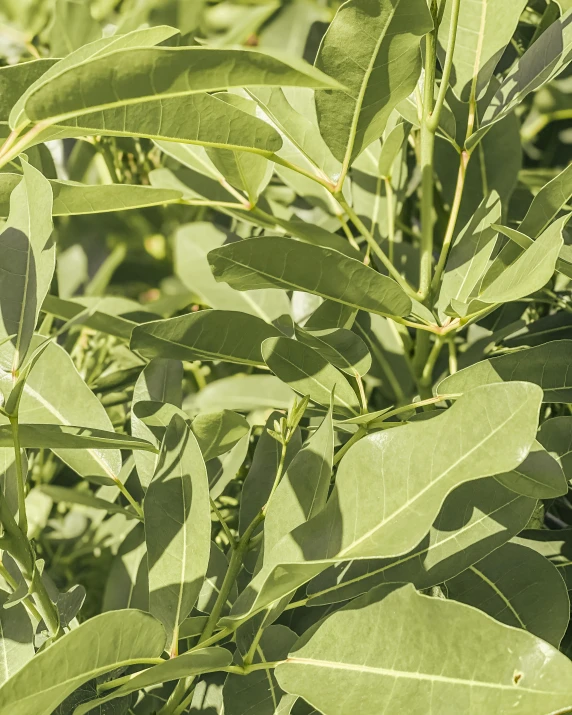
top-left (37, 485), bottom-right (137, 519)
top-left (0, 159), bottom-right (53, 371)
top-left (514, 529), bottom-right (572, 590)
top-left (74, 647), bottom-right (232, 715)
top-left (197, 542), bottom-right (237, 614)
top-left (275, 584), bottom-right (572, 714)
top-left (8, 26), bottom-right (182, 131)
top-left (0, 610), bottom-right (166, 715)
top-left (144, 415), bottom-right (211, 655)
top-left (175, 223), bottom-right (291, 323)
top-left (131, 310), bottom-right (282, 367)
top-left (295, 326), bottom-right (371, 376)
top-left (264, 406), bottom-right (333, 557)
top-left (494, 440), bottom-right (567, 499)
top-left (205, 93), bottom-right (274, 201)
top-left (47, 0), bottom-right (101, 56)
top-left (475, 216), bottom-right (564, 304)
top-left (224, 626), bottom-right (298, 715)
top-left (208, 236), bottom-right (412, 318)
top-left (17, 47), bottom-right (343, 130)
top-left (0, 591), bottom-right (33, 685)
top-left (469, 10), bottom-right (572, 149)
top-left (314, 0), bottom-right (432, 168)
top-left (519, 163), bottom-right (572, 238)
top-left (131, 358), bottom-right (183, 490)
top-left (437, 0), bottom-right (528, 102)
top-left (238, 412), bottom-right (301, 536)
top-left (185, 375), bottom-right (295, 414)
top-left (437, 192), bottom-right (502, 315)
top-left (447, 542), bottom-right (570, 646)
top-left (0, 424), bottom-right (156, 452)
top-left (538, 416), bottom-right (572, 481)
top-left (191, 410), bottom-right (249, 462)
top-left (224, 382), bottom-right (542, 624)
top-left (0, 60), bottom-right (57, 127)
top-left (306, 478), bottom-right (535, 607)
top-left (439, 340), bottom-right (572, 402)
top-left (0, 340), bottom-right (122, 483)
top-left (262, 337), bottom-right (360, 417)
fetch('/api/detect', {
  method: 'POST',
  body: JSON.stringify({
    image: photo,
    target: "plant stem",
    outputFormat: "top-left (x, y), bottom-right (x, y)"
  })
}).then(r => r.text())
top-left (210, 498), bottom-right (235, 546)
top-left (0, 559), bottom-right (42, 622)
top-left (429, 149), bottom-right (469, 298)
top-left (333, 426), bottom-right (367, 466)
top-left (113, 477), bottom-right (143, 519)
top-left (10, 417), bottom-right (27, 535)
top-left (0, 492), bottom-right (61, 638)
top-left (418, 4), bottom-right (439, 301)
top-left (427, 0), bottom-right (462, 133)
top-left (418, 337), bottom-right (444, 399)
top-left (384, 177), bottom-right (395, 263)
top-left (335, 195), bottom-right (417, 297)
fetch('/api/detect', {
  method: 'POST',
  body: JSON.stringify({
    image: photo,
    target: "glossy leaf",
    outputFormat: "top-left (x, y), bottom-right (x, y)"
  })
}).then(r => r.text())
top-left (276, 584), bottom-right (572, 714)
top-left (208, 236), bottom-right (412, 318)
top-left (0, 424), bottom-right (155, 452)
top-left (0, 610), bottom-right (166, 715)
top-left (18, 47), bottom-right (343, 129)
top-left (520, 162), bottom-right (572, 238)
top-left (264, 407), bottom-right (333, 557)
top-left (262, 337), bottom-right (360, 416)
top-left (295, 326), bottom-right (371, 376)
top-left (314, 0), bottom-right (432, 167)
top-left (306, 478), bottom-right (535, 606)
top-left (144, 415), bottom-right (211, 654)
top-left (191, 409), bottom-right (249, 462)
top-left (74, 647), bottom-right (232, 715)
top-left (0, 160), bottom-right (53, 370)
top-left (437, 0), bottom-right (528, 102)
top-left (131, 310), bottom-right (282, 367)
top-left (439, 340), bottom-right (572, 402)
top-left (224, 382), bottom-right (542, 624)
top-left (447, 542), bottom-right (569, 647)
top-left (494, 440), bottom-right (567, 499)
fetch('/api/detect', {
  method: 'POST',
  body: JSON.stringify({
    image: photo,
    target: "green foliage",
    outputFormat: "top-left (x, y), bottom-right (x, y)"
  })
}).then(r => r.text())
top-left (0, 1), bottom-right (571, 714)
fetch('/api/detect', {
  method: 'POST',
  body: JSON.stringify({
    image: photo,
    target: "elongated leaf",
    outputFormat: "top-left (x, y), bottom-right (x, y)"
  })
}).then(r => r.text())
top-left (469, 9), bottom-right (572, 149)
top-left (74, 647), bottom-right (232, 715)
top-left (208, 236), bottom-right (411, 318)
top-left (520, 162), bottom-right (572, 238)
top-left (191, 410), bottom-right (249, 462)
top-left (238, 412), bottom-right (301, 536)
top-left (437, 192), bottom-right (502, 314)
top-left (38, 485), bottom-right (137, 519)
top-left (131, 358), bottom-right (183, 490)
top-left (275, 584), bottom-right (572, 715)
top-left (446, 542), bottom-right (570, 646)
top-left (186, 375), bottom-right (295, 414)
top-left (131, 310), bottom-right (282, 367)
top-left (0, 160), bottom-right (53, 370)
top-left (514, 529), bottom-right (572, 590)
top-left (437, 0), bottom-right (528, 102)
top-left (314, 0), bottom-right (432, 166)
top-left (0, 60), bottom-right (57, 126)
top-left (0, 175), bottom-right (181, 216)
top-left (197, 542), bottom-right (237, 614)
top-left (306, 478), bottom-right (535, 607)
top-left (175, 223), bottom-right (291, 323)
top-left (224, 382), bottom-right (542, 624)
top-left (495, 440), bottom-right (567, 499)
top-left (0, 610), bottom-right (166, 715)
top-left (264, 407), bottom-right (334, 557)
top-left (18, 47), bottom-right (342, 130)
top-left (262, 337), bottom-right (360, 416)
top-left (144, 415), bottom-right (211, 654)
top-left (0, 340), bottom-right (121, 483)
top-left (538, 416), bottom-right (572, 480)
top-left (0, 424), bottom-right (155, 452)
top-left (0, 591), bottom-right (33, 685)
top-left (439, 340), bottom-right (572, 402)
top-left (295, 326), bottom-right (371, 376)
top-left (476, 217), bottom-right (564, 303)
top-left (8, 26), bottom-right (183, 130)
